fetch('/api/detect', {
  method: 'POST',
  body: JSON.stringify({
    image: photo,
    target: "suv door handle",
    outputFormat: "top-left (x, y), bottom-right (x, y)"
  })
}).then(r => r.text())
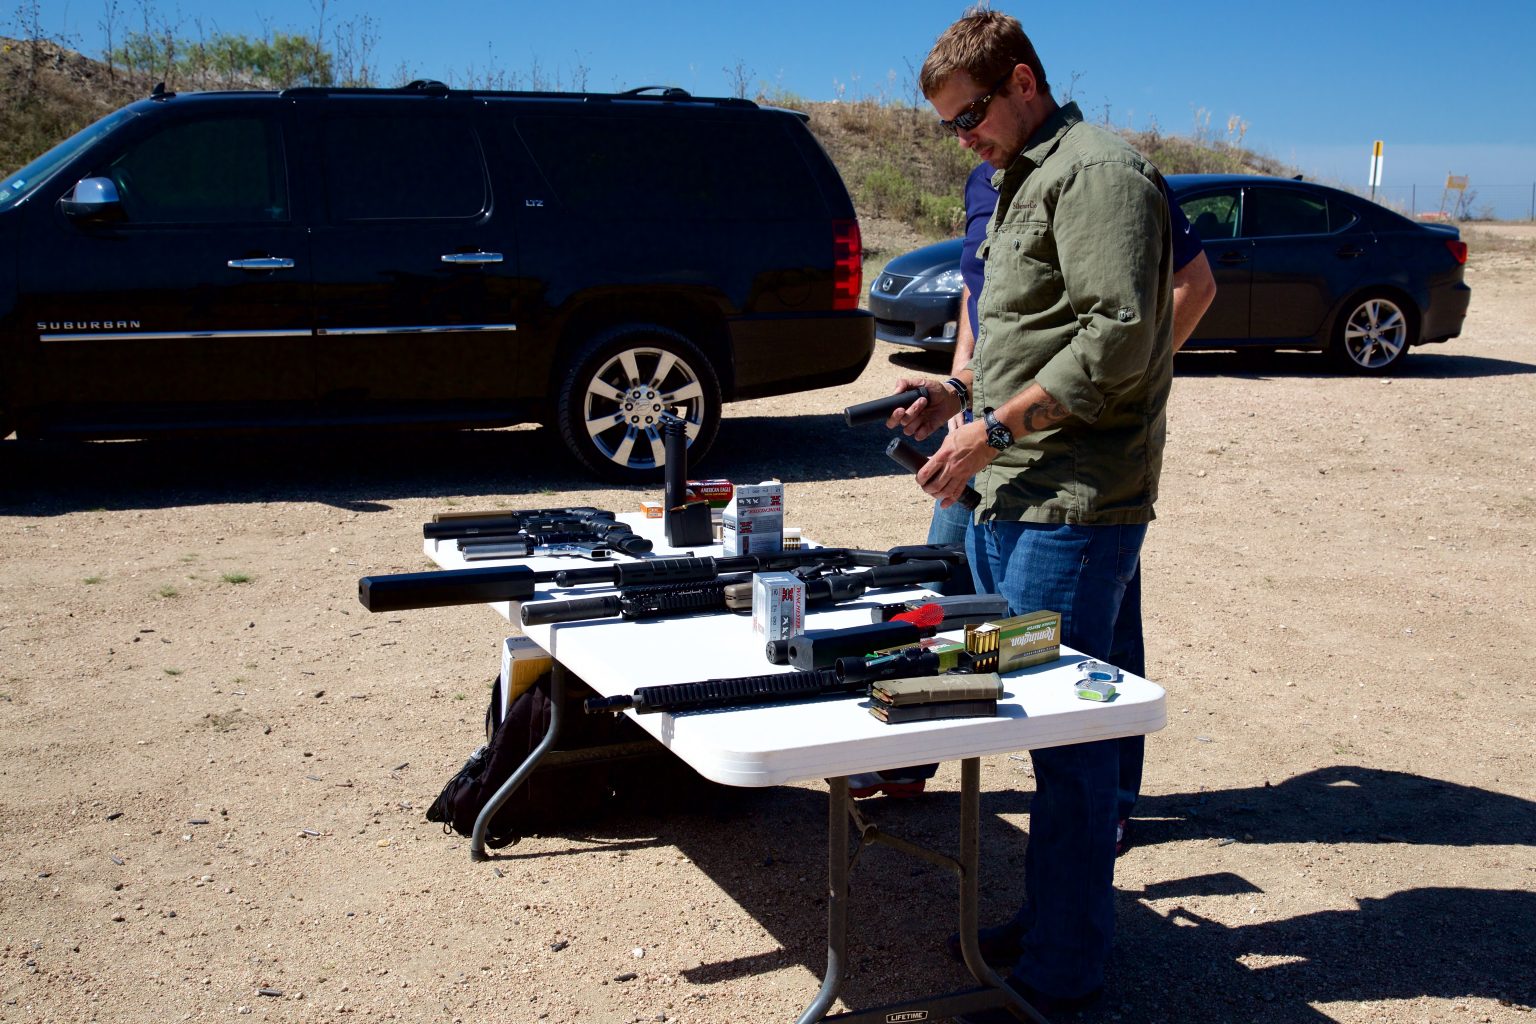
top-left (1216, 250), bottom-right (1250, 265)
top-left (1336, 245), bottom-right (1366, 259)
top-left (227, 257), bottom-right (296, 271)
top-left (440, 252), bottom-right (504, 265)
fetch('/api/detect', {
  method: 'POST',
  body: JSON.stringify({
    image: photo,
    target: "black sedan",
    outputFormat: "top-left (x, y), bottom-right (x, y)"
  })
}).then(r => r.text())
top-left (868, 174), bottom-right (1471, 373)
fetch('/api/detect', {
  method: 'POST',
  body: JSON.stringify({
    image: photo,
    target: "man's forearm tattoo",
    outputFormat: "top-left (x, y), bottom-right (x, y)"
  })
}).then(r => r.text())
top-left (1019, 393), bottom-right (1069, 434)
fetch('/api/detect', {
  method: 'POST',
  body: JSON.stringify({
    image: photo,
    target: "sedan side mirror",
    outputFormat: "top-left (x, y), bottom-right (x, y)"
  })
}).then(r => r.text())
top-left (59, 177), bottom-right (125, 223)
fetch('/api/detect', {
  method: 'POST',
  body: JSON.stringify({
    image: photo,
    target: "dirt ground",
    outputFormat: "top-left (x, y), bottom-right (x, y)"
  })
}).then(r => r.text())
top-left (2, 224), bottom-right (1533, 1024)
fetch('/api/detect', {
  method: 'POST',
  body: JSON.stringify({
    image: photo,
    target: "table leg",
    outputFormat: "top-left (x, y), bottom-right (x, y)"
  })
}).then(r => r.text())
top-left (794, 775), bottom-right (850, 1024)
top-left (469, 662), bottom-right (567, 861)
top-left (793, 759), bottom-right (1048, 1024)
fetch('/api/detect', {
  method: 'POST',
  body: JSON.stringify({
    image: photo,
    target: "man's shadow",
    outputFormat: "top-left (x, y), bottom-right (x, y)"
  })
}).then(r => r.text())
top-left (1110, 874), bottom-right (1535, 1021)
top-left (1130, 764), bottom-right (1536, 849)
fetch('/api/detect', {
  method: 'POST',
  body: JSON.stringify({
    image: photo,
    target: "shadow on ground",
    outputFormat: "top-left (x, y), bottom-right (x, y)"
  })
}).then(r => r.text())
top-left (11, 346), bottom-right (1520, 517)
top-left (0, 412), bottom-right (914, 516)
top-left (888, 346), bottom-right (1536, 381)
top-left (478, 758), bottom-right (1533, 1021)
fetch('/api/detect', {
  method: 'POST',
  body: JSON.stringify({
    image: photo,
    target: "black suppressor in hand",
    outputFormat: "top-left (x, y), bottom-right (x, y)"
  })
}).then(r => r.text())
top-left (843, 387), bottom-right (928, 427)
top-left (886, 437), bottom-right (981, 511)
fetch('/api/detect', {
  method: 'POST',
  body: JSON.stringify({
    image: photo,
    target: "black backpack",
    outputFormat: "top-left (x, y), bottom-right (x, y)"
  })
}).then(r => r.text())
top-left (426, 673), bottom-right (555, 848)
top-left (426, 673), bottom-right (676, 847)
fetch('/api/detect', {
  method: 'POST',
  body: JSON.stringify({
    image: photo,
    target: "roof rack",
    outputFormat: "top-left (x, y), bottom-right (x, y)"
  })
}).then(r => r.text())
top-left (272, 82), bottom-right (755, 108)
top-left (620, 86), bottom-right (692, 99)
top-left (279, 80), bottom-right (452, 98)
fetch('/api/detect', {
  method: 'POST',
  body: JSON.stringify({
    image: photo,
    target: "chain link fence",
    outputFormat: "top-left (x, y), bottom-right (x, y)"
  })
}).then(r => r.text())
top-left (1343, 183), bottom-right (1536, 223)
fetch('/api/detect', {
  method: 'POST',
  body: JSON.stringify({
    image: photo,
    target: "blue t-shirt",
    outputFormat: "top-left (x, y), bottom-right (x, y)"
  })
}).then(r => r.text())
top-left (959, 162), bottom-right (1201, 335)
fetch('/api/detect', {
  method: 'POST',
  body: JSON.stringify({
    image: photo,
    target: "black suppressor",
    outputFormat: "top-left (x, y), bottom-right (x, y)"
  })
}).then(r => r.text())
top-left (886, 437), bottom-right (982, 511)
top-left (843, 387), bottom-right (928, 427)
top-left (359, 564), bottom-right (541, 613)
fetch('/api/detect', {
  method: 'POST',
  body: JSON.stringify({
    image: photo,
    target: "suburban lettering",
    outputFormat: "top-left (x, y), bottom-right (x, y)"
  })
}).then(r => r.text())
top-left (37, 320), bottom-right (143, 331)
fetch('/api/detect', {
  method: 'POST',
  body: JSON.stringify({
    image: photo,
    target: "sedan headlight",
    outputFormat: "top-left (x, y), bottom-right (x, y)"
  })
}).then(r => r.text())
top-left (911, 268), bottom-right (963, 294)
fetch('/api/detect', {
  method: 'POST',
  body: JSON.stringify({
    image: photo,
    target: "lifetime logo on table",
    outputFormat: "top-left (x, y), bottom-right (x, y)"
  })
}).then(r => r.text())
top-left (886, 1011), bottom-right (928, 1023)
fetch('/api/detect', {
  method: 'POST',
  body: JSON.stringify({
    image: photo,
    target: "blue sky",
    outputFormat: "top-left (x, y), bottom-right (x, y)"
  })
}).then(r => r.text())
top-left (30, 0), bottom-right (1536, 216)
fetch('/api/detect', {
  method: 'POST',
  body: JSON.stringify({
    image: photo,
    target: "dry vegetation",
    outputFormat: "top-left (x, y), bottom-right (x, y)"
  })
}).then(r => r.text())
top-left (2, 33), bottom-right (1289, 260)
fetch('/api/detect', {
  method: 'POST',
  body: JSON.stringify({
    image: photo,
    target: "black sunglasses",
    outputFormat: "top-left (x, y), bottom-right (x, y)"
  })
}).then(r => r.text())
top-left (937, 71), bottom-right (1012, 136)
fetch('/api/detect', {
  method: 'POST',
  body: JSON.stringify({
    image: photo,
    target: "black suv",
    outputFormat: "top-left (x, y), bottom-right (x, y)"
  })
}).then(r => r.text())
top-left (0, 82), bottom-right (872, 481)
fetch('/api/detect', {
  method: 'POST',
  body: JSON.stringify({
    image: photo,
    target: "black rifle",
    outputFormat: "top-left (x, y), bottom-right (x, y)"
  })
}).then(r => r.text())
top-left (425, 508), bottom-right (654, 557)
top-left (585, 647), bottom-right (946, 715)
top-left (359, 547), bottom-right (863, 614)
top-left (520, 559), bottom-right (953, 627)
top-left (423, 507), bottom-right (608, 540)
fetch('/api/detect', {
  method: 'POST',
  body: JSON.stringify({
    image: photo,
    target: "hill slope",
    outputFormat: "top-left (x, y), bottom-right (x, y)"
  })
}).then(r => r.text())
top-left (1, 35), bottom-right (1289, 260)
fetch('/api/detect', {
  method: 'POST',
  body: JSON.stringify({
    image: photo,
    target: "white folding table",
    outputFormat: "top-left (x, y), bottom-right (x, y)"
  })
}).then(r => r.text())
top-left (419, 515), bottom-right (1166, 1024)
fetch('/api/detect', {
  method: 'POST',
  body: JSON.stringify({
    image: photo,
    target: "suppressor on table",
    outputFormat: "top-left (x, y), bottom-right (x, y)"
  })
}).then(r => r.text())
top-left (358, 564), bottom-right (543, 612)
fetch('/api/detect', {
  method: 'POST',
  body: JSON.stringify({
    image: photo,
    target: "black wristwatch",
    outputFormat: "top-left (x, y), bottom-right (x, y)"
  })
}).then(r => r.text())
top-left (982, 407), bottom-right (1013, 451)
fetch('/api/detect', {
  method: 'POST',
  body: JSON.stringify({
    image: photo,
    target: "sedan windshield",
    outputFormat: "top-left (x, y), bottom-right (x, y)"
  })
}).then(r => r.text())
top-left (0, 107), bottom-right (137, 212)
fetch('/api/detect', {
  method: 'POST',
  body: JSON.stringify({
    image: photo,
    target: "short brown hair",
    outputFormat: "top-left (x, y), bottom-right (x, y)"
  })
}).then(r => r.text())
top-left (919, 6), bottom-right (1050, 100)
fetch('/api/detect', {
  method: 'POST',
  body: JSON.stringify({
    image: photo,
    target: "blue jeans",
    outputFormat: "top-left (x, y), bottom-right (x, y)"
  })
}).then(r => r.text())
top-left (1109, 567), bottom-right (1145, 823)
top-left (926, 494), bottom-right (973, 548)
top-left (966, 519), bottom-right (1146, 999)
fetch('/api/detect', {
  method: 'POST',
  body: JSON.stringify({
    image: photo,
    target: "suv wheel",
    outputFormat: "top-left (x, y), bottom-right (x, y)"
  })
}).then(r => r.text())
top-left (1329, 293), bottom-right (1416, 374)
top-left (556, 325), bottom-right (722, 483)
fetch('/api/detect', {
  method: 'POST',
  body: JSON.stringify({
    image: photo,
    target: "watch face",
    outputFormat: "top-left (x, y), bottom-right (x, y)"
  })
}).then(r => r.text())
top-left (985, 410), bottom-right (1012, 450)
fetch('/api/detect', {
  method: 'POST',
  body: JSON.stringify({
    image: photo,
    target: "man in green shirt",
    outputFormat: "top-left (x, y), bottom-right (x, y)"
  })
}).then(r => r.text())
top-left (888, 8), bottom-right (1177, 1016)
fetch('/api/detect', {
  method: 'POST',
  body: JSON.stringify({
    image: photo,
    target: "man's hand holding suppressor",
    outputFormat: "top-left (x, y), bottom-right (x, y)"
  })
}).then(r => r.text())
top-left (882, 376), bottom-right (963, 442)
top-left (883, 376), bottom-right (999, 510)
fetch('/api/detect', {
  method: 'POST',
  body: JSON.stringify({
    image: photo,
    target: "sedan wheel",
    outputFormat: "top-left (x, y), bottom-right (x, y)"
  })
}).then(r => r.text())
top-left (1331, 295), bottom-right (1415, 373)
top-left (557, 326), bottom-right (721, 483)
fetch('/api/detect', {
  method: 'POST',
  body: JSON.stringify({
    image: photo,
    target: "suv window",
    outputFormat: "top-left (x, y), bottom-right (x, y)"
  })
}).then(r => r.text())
top-left (515, 114), bottom-right (815, 221)
top-left (1242, 187), bottom-right (1330, 237)
top-left (107, 116), bottom-right (287, 223)
top-left (1180, 189), bottom-right (1239, 240)
top-left (1, 107), bottom-right (138, 212)
top-left (321, 114), bottom-right (487, 221)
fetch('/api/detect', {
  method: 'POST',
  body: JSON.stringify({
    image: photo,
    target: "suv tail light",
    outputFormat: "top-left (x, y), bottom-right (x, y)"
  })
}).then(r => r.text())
top-left (832, 219), bottom-right (863, 311)
top-left (1445, 239), bottom-right (1468, 265)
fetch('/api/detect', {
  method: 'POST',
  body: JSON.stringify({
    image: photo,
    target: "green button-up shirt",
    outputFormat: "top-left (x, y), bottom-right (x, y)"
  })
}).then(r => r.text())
top-left (971, 102), bottom-right (1174, 525)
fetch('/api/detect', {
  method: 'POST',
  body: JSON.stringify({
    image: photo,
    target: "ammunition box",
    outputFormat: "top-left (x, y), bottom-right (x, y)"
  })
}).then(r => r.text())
top-left (966, 609), bottom-right (1061, 674)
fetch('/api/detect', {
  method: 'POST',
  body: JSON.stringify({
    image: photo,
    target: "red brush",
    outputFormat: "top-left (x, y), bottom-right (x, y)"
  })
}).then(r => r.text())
top-left (891, 602), bottom-right (946, 628)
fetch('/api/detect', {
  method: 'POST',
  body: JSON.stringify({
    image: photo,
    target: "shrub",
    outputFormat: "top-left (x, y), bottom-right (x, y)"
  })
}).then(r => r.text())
top-left (861, 163), bottom-right (918, 219)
